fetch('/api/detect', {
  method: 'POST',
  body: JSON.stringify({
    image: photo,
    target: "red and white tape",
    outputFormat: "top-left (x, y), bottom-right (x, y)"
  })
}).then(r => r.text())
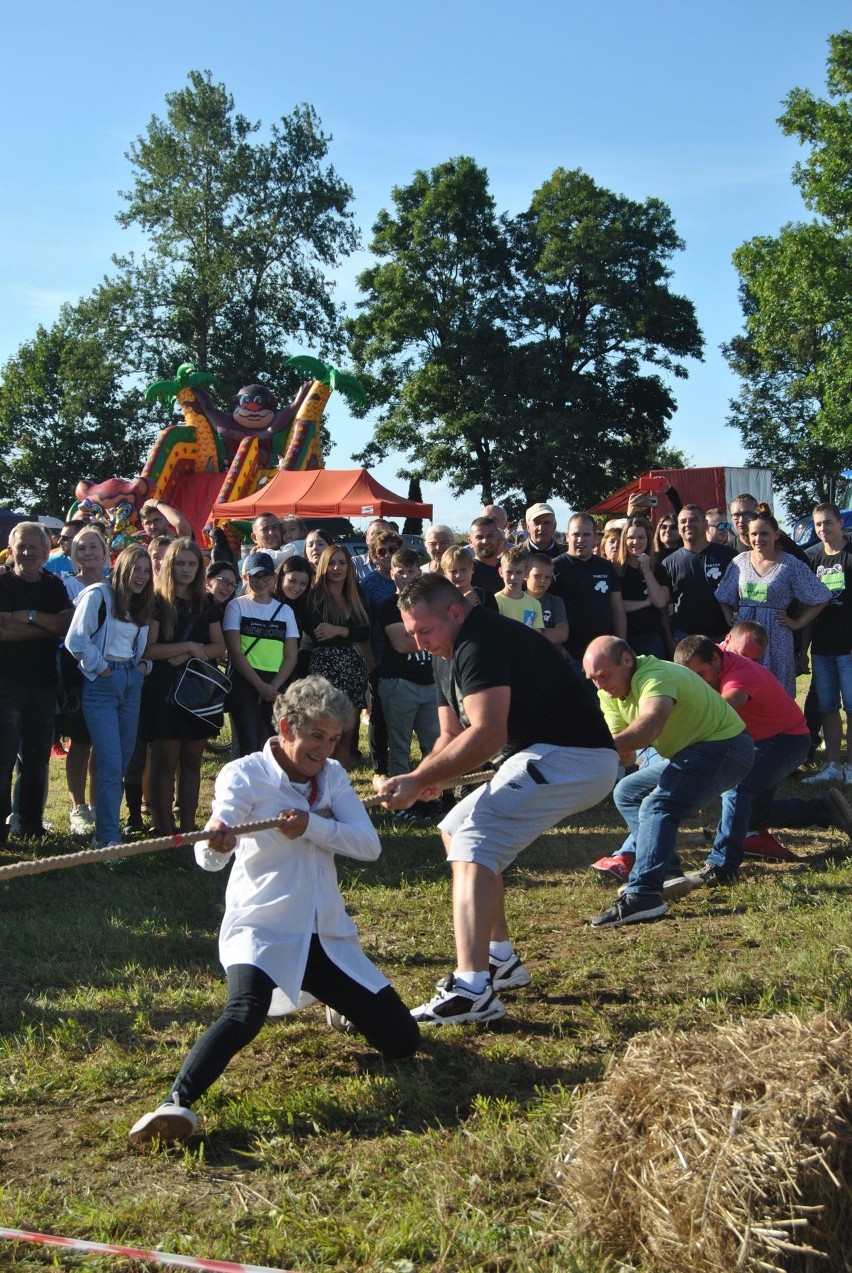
top-left (0, 1227), bottom-right (297, 1272)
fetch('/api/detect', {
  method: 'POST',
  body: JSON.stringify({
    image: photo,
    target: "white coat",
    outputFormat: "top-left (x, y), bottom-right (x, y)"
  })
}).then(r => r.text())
top-left (196, 741), bottom-right (387, 1013)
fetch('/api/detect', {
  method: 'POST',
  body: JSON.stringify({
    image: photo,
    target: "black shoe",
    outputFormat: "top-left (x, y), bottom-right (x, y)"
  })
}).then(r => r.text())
top-left (687, 862), bottom-right (739, 888)
top-left (589, 893), bottom-right (668, 928)
top-left (826, 787), bottom-right (852, 841)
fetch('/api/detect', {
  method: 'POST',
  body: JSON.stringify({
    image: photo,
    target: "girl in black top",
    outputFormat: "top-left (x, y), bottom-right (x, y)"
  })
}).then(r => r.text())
top-left (300, 545), bottom-right (371, 766)
top-left (143, 538), bottom-right (225, 833)
top-left (615, 516), bottom-right (671, 658)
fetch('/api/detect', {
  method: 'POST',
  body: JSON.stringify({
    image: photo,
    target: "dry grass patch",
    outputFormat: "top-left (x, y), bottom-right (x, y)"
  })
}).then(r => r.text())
top-left (555, 1012), bottom-right (852, 1272)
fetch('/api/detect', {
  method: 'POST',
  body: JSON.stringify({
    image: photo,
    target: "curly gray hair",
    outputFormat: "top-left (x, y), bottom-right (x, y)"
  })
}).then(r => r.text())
top-left (272, 676), bottom-right (355, 733)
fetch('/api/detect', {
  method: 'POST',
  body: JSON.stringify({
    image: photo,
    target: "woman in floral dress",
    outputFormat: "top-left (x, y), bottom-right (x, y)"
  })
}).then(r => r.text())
top-left (715, 513), bottom-right (831, 697)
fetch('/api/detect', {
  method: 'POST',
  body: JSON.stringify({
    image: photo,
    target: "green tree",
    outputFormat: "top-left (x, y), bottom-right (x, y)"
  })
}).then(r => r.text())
top-left (112, 70), bottom-right (358, 399)
top-left (725, 288), bottom-right (847, 511)
top-left (500, 168), bottom-right (703, 508)
top-left (348, 156), bottom-right (516, 504)
top-left (726, 31), bottom-right (852, 484)
top-left (349, 161), bottom-right (702, 509)
top-left (0, 310), bottom-right (157, 513)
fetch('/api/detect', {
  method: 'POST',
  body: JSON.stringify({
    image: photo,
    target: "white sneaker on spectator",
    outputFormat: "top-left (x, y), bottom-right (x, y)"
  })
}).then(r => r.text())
top-left (70, 805), bottom-right (95, 835)
top-left (801, 762), bottom-right (845, 785)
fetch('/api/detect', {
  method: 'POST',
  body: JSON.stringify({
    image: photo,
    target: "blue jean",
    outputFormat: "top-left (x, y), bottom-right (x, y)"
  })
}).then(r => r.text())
top-left (82, 661), bottom-right (143, 846)
top-left (614, 733), bottom-right (755, 896)
top-left (811, 653), bottom-right (852, 714)
top-left (709, 732), bottom-right (812, 870)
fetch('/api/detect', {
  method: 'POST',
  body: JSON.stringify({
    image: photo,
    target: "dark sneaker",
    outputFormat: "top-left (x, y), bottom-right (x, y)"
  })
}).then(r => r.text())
top-left (826, 787), bottom-right (852, 841)
top-left (128, 1096), bottom-right (200, 1145)
top-left (619, 874), bottom-right (699, 901)
top-left (589, 893), bottom-right (668, 928)
top-left (590, 853), bottom-right (634, 883)
top-left (685, 862), bottom-right (739, 888)
top-left (412, 975), bottom-right (506, 1026)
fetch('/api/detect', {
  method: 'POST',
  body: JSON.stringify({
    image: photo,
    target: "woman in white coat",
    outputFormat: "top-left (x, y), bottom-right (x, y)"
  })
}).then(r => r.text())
top-left (129, 676), bottom-right (419, 1145)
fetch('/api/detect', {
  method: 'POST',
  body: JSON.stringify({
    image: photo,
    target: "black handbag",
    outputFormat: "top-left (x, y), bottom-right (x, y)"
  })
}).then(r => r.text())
top-left (167, 658), bottom-right (232, 724)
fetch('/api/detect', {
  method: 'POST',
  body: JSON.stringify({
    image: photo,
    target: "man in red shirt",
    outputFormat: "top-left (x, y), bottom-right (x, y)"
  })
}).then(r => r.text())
top-left (674, 636), bottom-right (852, 883)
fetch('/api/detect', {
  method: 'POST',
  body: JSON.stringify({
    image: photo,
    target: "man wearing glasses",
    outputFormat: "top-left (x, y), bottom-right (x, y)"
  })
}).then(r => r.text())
top-left (44, 522), bottom-right (81, 577)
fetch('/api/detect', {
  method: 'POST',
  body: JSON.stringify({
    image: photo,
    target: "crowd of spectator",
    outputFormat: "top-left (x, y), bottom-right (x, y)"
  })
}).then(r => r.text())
top-left (1, 490), bottom-right (850, 918)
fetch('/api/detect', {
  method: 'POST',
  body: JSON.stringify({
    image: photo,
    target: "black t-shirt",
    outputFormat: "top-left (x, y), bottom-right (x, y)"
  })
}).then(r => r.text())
top-left (663, 543), bottom-right (735, 638)
top-left (433, 605), bottom-right (614, 756)
top-left (0, 568), bottom-right (70, 685)
top-left (620, 562), bottom-right (669, 640)
top-left (378, 594), bottom-right (434, 685)
top-left (549, 554), bottom-right (622, 659)
top-left (808, 543), bottom-right (852, 655)
top-left (471, 558), bottom-right (502, 599)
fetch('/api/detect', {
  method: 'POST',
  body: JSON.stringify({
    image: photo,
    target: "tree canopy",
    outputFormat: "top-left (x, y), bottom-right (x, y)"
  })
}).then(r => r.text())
top-left (114, 70), bottom-right (358, 398)
top-left (725, 30), bottom-right (852, 510)
top-left (349, 161), bottom-right (702, 508)
top-left (0, 310), bottom-right (157, 513)
top-left (0, 71), bottom-right (357, 512)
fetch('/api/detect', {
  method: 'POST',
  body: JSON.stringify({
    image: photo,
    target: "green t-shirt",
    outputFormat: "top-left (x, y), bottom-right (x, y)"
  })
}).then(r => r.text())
top-left (495, 592), bottom-right (544, 629)
top-left (598, 655), bottom-right (745, 758)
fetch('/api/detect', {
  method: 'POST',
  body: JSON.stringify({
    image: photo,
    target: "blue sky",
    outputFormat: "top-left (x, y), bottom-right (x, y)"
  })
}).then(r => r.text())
top-left (1, 1), bottom-right (847, 527)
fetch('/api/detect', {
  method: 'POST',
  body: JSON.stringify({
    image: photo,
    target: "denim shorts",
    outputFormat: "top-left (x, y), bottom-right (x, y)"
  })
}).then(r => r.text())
top-left (811, 653), bottom-right (852, 714)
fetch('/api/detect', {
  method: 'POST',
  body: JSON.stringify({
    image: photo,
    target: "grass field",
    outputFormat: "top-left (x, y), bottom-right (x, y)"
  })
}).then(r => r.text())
top-left (0, 728), bottom-right (850, 1272)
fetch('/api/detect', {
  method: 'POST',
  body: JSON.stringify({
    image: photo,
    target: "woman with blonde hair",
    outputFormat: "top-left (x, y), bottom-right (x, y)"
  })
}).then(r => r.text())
top-left (614, 516), bottom-right (671, 658)
top-left (300, 545), bottom-right (372, 765)
top-left (143, 538), bottom-right (226, 833)
top-left (65, 543), bottom-right (154, 847)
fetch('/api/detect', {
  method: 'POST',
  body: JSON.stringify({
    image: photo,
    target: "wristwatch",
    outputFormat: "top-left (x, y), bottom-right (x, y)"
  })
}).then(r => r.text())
top-left (27, 610), bottom-right (35, 624)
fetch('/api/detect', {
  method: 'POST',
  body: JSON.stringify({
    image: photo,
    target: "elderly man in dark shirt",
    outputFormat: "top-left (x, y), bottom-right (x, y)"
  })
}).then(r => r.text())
top-left (0, 522), bottom-right (73, 841)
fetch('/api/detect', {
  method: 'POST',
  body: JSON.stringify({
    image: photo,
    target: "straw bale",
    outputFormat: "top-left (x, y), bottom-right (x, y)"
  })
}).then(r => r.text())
top-left (555, 1012), bottom-right (852, 1272)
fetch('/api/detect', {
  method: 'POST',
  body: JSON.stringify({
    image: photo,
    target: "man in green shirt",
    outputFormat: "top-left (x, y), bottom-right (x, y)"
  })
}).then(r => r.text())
top-left (582, 636), bottom-right (755, 927)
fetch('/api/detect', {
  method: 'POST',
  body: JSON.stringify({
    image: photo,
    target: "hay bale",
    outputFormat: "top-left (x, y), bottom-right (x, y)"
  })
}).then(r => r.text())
top-left (555, 1013), bottom-right (852, 1272)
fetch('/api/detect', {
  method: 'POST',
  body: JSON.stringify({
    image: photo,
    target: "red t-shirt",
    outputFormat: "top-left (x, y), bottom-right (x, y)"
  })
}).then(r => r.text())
top-left (718, 648), bottom-right (808, 741)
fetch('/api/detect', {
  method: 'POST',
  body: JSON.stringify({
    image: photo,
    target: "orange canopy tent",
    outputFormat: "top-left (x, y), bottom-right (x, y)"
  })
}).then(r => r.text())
top-left (211, 467), bottom-right (432, 521)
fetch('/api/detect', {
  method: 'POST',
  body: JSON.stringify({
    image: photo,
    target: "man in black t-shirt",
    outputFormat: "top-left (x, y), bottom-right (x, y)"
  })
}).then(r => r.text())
top-left (804, 502), bottom-right (852, 783)
top-left (468, 516), bottom-right (503, 599)
top-left (0, 522), bottom-right (73, 842)
top-left (663, 504), bottom-right (735, 640)
top-left (379, 574), bottom-right (617, 1027)
top-left (550, 513), bottom-right (626, 661)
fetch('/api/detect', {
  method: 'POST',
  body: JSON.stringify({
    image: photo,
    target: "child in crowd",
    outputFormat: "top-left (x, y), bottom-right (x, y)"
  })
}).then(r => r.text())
top-left (495, 546), bottom-right (544, 629)
top-left (377, 550), bottom-right (439, 820)
top-left (223, 552), bottom-right (299, 757)
top-left (440, 545), bottom-right (497, 609)
top-left (525, 553), bottom-right (569, 651)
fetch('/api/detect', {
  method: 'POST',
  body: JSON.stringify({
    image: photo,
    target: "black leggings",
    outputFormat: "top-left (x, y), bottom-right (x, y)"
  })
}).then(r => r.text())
top-left (227, 670), bottom-right (276, 758)
top-left (169, 936), bottom-right (420, 1107)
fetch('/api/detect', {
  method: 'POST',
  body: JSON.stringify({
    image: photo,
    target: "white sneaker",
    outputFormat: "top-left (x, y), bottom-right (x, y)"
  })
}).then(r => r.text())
top-left (801, 762), bottom-right (845, 785)
top-left (412, 975), bottom-right (506, 1026)
top-left (325, 1004), bottom-right (356, 1034)
top-left (128, 1096), bottom-right (200, 1145)
top-left (844, 765), bottom-right (852, 785)
top-left (266, 987), bottom-right (289, 1018)
top-left (70, 805), bottom-right (95, 835)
